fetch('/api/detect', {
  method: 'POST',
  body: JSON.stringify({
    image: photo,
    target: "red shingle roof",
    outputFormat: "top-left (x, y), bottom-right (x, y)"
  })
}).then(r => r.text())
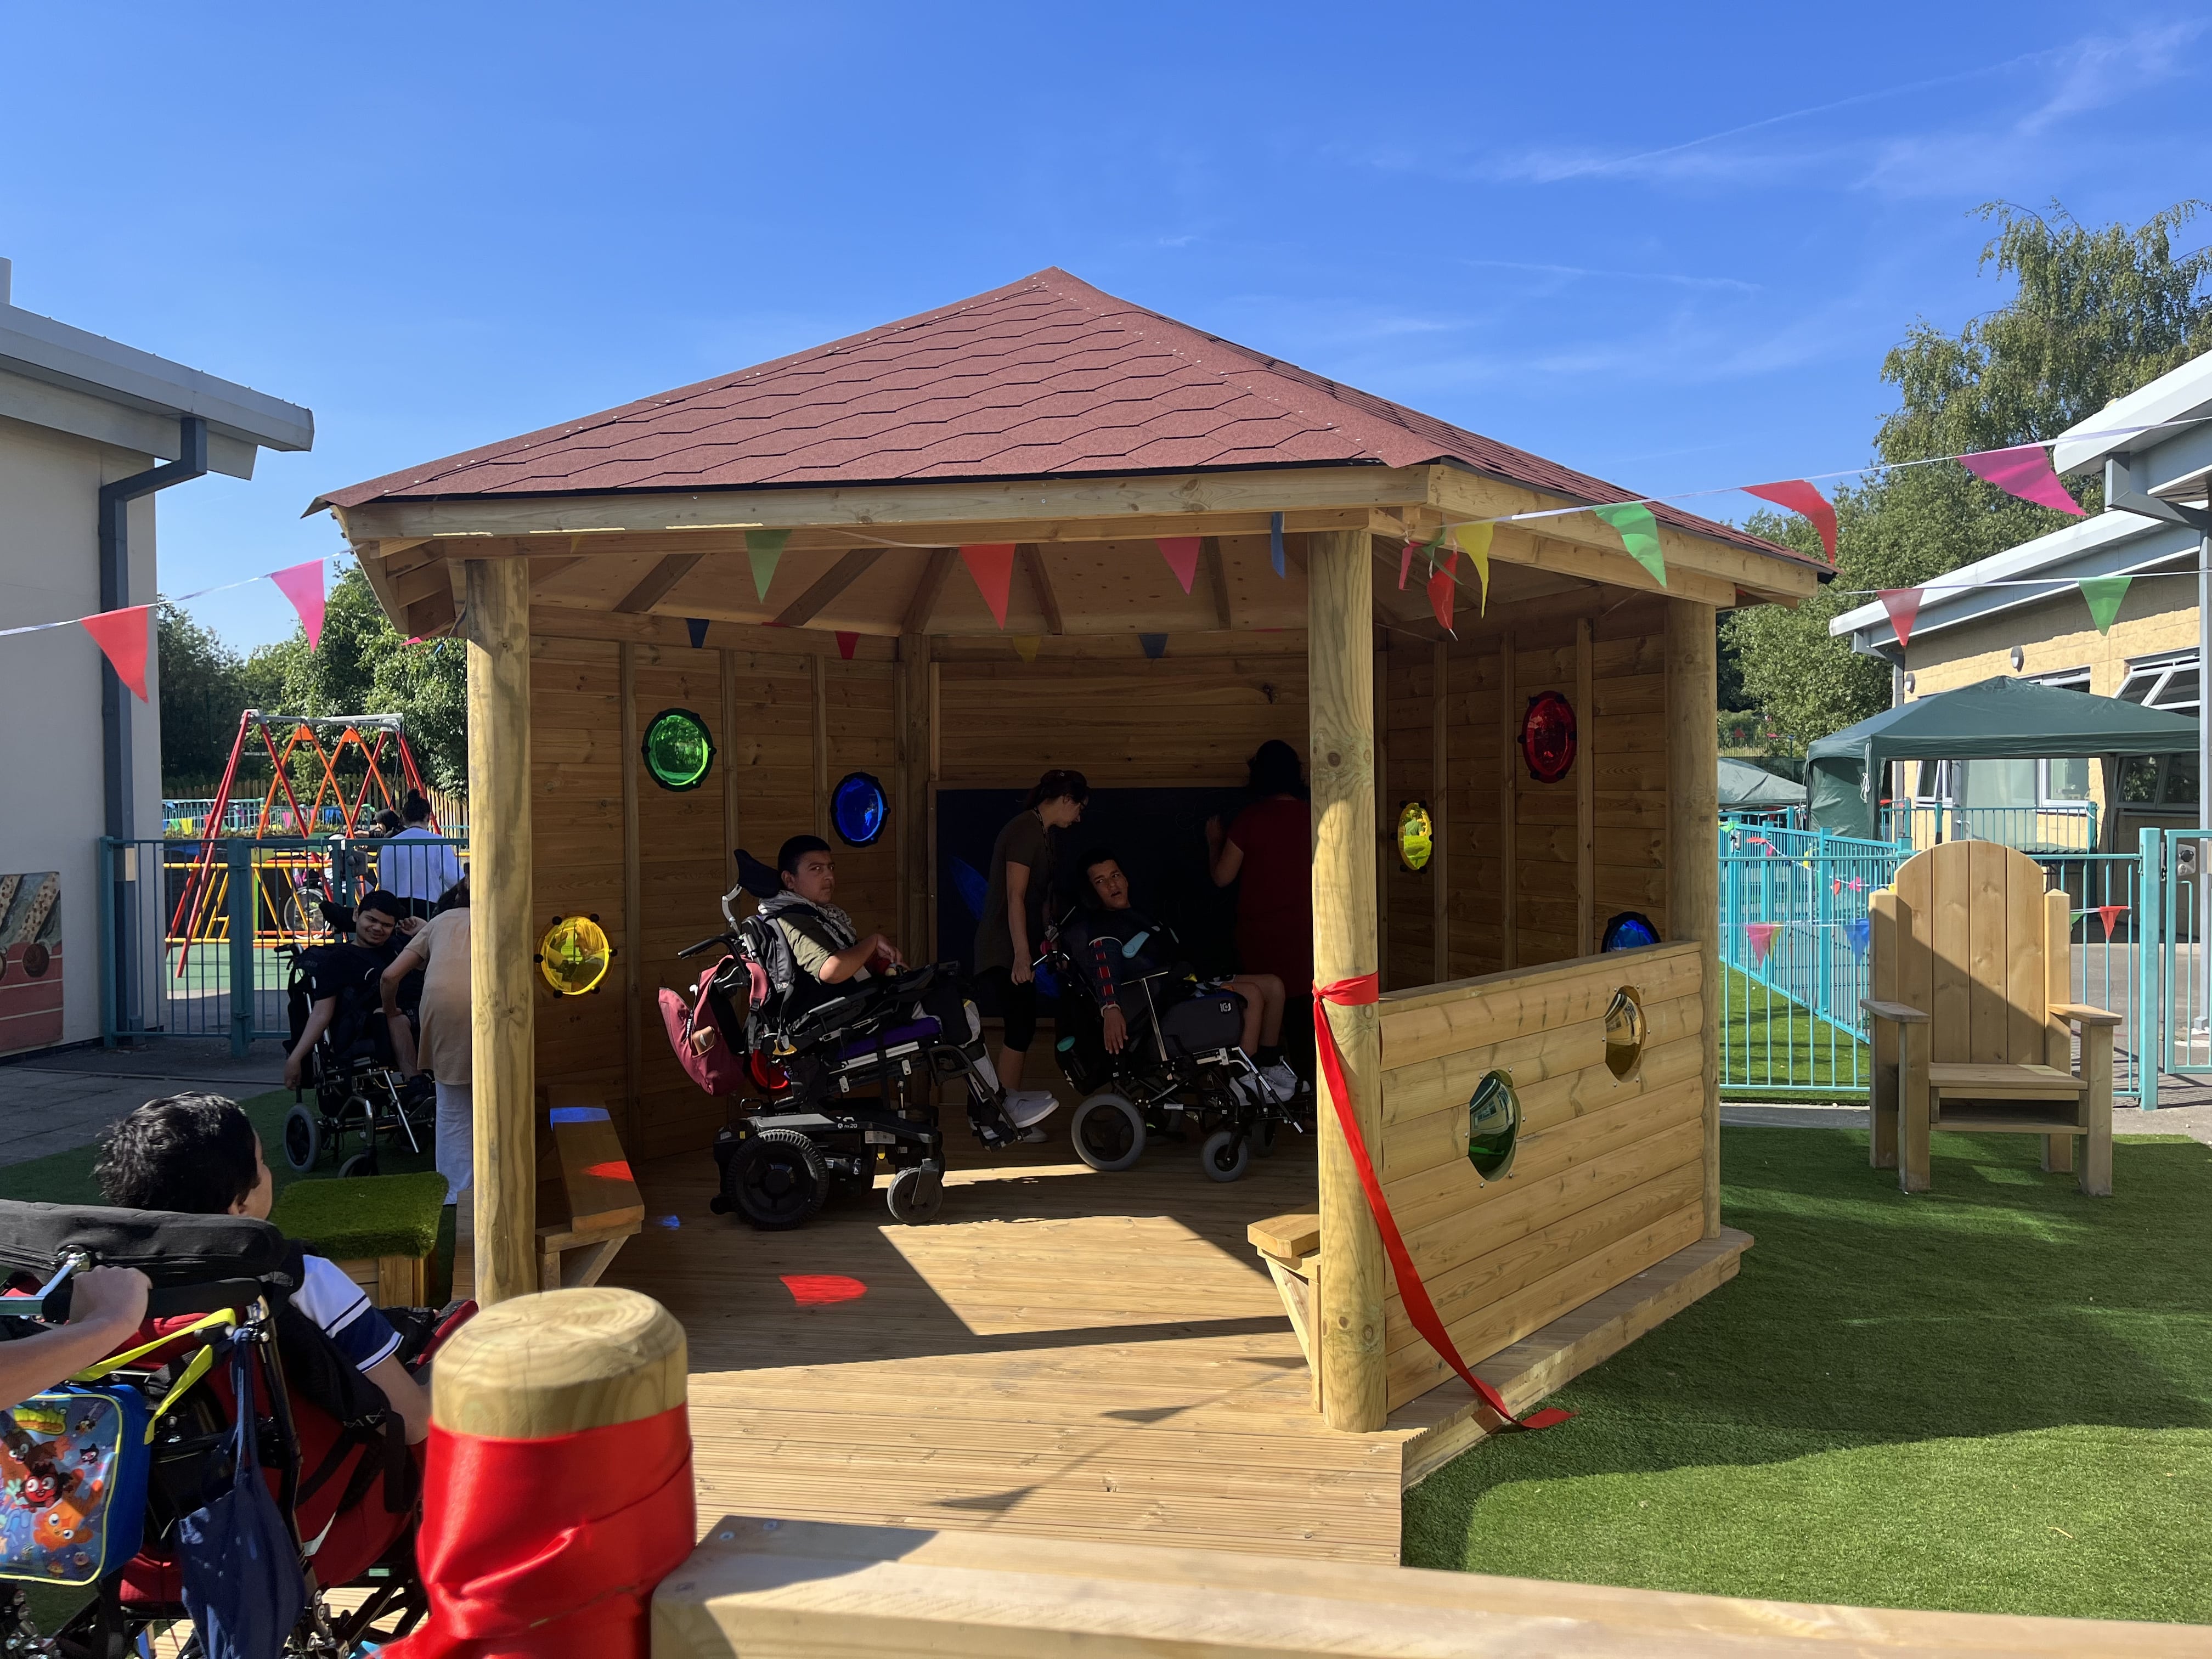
top-left (317, 268), bottom-right (1807, 565)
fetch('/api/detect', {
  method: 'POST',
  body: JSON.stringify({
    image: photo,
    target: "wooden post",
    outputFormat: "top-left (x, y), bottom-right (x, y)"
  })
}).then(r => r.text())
top-left (1373, 633), bottom-right (1390, 991)
top-left (1307, 528), bottom-right (1387, 1434)
top-left (465, 558), bottom-right (537, 1304)
top-left (1575, 615), bottom-right (1595, 958)
top-left (1663, 599), bottom-right (1721, 1240)
top-left (896, 637), bottom-right (934, 960)
top-left (1498, 633), bottom-right (1517, 971)
top-left (811, 653), bottom-right (831, 840)
top-left (720, 648), bottom-right (742, 870)
top-left (1431, 641), bottom-right (1449, 984)
top-left (433, 1285), bottom-right (686, 1436)
top-left (620, 643), bottom-right (644, 1156)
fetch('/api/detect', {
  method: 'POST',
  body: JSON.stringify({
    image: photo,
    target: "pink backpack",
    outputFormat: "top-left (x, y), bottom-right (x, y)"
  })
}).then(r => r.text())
top-left (657, 957), bottom-right (758, 1097)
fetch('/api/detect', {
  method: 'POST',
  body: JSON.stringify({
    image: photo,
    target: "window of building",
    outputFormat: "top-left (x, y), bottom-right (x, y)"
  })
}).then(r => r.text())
top-left (2114, 650), bottom-right (2200, 814)
top-left (2118, 649), bottom-right (2200, 715)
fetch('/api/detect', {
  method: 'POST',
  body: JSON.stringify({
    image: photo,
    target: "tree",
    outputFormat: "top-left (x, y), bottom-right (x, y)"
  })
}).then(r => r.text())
top-left (1726, 201), bottom-right (2212, 743)
top-left (156, 603), bottom-right (247, 791)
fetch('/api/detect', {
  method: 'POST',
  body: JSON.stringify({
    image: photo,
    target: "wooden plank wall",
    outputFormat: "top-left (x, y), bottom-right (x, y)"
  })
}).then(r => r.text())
top-left (528, 628), bottom-right (901, 1162)
top-left (1372, 941), bottom-right (1707, 1409)
top-left (1381, 595), bottom-right (1671, 993)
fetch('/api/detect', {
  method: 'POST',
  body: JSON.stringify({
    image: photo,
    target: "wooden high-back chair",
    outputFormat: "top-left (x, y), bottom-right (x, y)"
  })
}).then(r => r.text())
top-left (1863, 840), bottom-right (2117, 1195)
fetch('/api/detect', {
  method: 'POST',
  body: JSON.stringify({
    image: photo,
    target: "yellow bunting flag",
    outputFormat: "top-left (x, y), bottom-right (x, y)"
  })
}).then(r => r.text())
top-left (1011, 635), bottom-right (1041, 662)
top-left (1452, 522), bottom-right (1493, 616)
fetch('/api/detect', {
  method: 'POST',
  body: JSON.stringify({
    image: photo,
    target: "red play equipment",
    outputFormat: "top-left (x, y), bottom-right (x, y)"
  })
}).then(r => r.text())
top-left (167, 710), bottom-right (443, 973)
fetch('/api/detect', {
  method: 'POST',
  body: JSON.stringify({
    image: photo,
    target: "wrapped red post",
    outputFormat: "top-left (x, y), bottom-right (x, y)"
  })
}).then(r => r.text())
top-left (389, 1287), bottom-right (693, 1659)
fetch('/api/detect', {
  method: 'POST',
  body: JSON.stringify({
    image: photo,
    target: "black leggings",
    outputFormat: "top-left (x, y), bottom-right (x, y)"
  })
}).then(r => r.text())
top-left (974, 967), bottom-right (1039, 1052)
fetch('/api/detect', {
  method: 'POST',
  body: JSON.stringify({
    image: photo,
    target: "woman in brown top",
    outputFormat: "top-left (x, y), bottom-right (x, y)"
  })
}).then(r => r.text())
top-left (383, 882), bottom-right (472, 1208)
top-left (974, 770), bottom-right (1088, 1103)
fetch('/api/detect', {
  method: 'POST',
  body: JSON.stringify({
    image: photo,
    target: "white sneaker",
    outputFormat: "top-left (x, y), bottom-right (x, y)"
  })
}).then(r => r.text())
top-left (1260, 1062), bottom-right (1299, 1103)
top-left (1003, 1090), bottom-right (1060, 1129)
top-left (1017, 1125), bottom-right (1051, 1144)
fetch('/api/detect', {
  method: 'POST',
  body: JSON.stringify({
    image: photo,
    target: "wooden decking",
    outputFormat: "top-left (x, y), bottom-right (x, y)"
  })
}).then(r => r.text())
top-left (526, 1125), bottom-right (1752, 1565)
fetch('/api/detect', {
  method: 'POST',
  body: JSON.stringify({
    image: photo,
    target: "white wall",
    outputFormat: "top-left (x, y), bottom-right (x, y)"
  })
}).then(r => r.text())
top-left (0, 410), bottom-right (163, 1047)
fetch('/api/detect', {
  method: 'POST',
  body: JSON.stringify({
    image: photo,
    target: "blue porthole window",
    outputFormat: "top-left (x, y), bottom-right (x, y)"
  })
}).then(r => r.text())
top-left (832, 771), bottom-right (888, 848)
top-left (1601, 911), bottom-right (1660, 952)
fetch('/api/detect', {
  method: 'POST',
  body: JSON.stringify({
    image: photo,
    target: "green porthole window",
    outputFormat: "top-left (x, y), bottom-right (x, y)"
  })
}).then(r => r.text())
top-left (642, 707), bottom-right (715, 792)
top-left (1467, 1069), bottom-right (1520, 1183)
top-left (1396, 800), bottom-right (1434, 872)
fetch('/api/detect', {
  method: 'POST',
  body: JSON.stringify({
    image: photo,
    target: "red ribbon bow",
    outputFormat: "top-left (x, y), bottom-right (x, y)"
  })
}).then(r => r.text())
top-left (1313, 975), bottom-right (1571, 1433)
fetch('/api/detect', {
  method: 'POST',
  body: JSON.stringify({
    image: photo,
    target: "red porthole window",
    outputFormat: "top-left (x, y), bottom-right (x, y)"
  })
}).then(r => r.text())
top-left (1520, 691), bottom-right (1577, 783)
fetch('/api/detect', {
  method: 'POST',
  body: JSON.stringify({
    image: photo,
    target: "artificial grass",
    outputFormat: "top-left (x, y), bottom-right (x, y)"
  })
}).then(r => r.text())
top-left (1717, 965), bottom-right (1871, 1099)
top-left (268, 1171), bottom-right (447, 1260)
top-left (1402, 1126), bottom-right (2212, 1624)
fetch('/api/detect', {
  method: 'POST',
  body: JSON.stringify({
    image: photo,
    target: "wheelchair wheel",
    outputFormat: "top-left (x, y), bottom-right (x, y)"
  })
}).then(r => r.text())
top-left (1200, 1127), bottom-right (1251, 1183)
top-left (885, 1163), bottom-right (945, 1226)
top-left (726, 1129), bottom-right (830, 1230)
top-left (1070, 1092), bottom-right (1146, 1172)
top-left (283, 1103), bottom-right (321, 1172)
top-left (340, 1150), bottom-right (381, 1180)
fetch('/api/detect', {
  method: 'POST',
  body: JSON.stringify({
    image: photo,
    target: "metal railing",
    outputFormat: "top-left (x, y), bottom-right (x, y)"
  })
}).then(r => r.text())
top-left (1879, 803), bottom-right (2100, 852)
top-left (101, 832), bottom-right (468, 1054)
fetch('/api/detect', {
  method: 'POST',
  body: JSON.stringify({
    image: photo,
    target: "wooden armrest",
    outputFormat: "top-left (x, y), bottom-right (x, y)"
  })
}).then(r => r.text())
top-left (2051, 1003), bottom-right (2124, 1028)
top-left (1861, 999), bottom-right (1929, 1024)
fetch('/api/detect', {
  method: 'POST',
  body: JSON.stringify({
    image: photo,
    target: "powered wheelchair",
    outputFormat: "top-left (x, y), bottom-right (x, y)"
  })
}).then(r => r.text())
top-left (0, 1202), bottom-right (471, 1656)
top-left (661, 879), bottom-right (1040, 1233)
top-left (1042, 910), bottom-right (1302, 1183)
top-left (276, 941), bottom-right (435, 1180)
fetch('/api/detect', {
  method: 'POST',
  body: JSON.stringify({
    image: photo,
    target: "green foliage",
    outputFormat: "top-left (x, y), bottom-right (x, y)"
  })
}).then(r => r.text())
top-left (1726, 201), bottom-right (2212, 745)
top-left (156, 603), bottom-right (248, 786)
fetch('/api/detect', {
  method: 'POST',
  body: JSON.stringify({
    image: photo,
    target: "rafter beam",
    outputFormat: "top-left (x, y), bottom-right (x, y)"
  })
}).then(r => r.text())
top-left (613, 553), bottom-right (704, 615)
top-left (1200, 535), bottom-right (1233, 631)
top-left (1021, 544), bottom-right (1065, 635)
top-left (774, 546), bottom-right (886, 628)
top-left (902, 548), bottom-right (955, 635)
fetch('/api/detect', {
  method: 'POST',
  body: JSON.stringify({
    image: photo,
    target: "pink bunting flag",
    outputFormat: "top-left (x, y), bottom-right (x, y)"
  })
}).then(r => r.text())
top-left (836, 631), bottom-right (858, 661)
top-left (1426, 549), bottom-right (1458, 633)
top-left (1741, 481), bottom-right (1838, 562)
top-left (1958, 445), bottom-right (2086, 517)
top-left (1398, 538), bottom-right (1418, 590)
top-left (1879, 588), bottom-right (1924, 654)
top-left (2096, 904), bottom-right (2127, 941)
top-left (270, 559), bottom-right (327, 651)
top-left (1155, 537), bottom-right (1201, 594)
top-left (1745, 922), bottom-right (1778, 966)
top-left (960, 544), bottom-right (1017, 629)
top-left (81, 606), bottom-right (151, 702)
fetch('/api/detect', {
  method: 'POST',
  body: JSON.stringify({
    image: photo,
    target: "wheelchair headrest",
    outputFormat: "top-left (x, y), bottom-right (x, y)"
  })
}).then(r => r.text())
top-left (0, 1201), bottom-right (301, 1301)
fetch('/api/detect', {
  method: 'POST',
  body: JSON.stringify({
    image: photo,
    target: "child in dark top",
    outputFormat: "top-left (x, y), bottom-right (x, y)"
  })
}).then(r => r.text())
top-left (93, 1095), bottom-right (431, 1443)
top-left (283, 890), bottom-right (420, 1090)
top-left (972, 770), bottom-right (1089, 1125)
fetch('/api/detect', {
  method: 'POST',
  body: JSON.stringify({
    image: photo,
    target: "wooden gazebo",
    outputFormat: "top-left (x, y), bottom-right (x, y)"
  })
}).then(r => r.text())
top-left (315, 268), bottom-right (1821, 1453)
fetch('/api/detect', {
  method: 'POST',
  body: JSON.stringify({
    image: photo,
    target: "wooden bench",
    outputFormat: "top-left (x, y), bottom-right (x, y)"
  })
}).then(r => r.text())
top-left (1865, 840), bottom-right (2119, 1196)
top-left (1249, 1211), bottom-right (1320, 1402)
top-left (269, 1171), bottom-right (448, 1307)
top-left (535, 1085), bottom-right (646, 1293)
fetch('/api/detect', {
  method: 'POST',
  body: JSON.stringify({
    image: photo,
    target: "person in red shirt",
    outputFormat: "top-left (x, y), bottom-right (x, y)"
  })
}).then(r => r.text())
top-left (1205, 740), bottom-right (1313, 1075)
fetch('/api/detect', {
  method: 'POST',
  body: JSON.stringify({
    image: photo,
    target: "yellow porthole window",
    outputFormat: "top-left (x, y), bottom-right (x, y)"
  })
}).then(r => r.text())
top-left (540, 914), bottom-right (612, 996)
top-left (1396, 800), bottom-right (1434, 873)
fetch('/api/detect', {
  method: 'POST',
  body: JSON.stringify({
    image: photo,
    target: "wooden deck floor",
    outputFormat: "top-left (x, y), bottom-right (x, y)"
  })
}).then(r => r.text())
top-left (489, 1124), bottom-right (1750, 1566)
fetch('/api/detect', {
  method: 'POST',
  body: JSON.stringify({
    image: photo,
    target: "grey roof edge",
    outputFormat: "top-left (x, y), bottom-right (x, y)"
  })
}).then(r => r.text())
top-left (0, 301), bottom-right (312, 460)
top-left (1828, 509), bottom-right (2197, 655)
top-left (2053, 351), bottom-right (2212, 477)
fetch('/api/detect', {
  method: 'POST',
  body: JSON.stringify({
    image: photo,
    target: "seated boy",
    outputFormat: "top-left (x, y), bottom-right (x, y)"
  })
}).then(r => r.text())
top-left (284, 891), bottom-right (421, 1091)
top-left (748, 835), bottom-right (1059, 1138)
top-left (1070, 849), bottom-right (1297, 1103)
top-left (92, 1095), bottom-right (431, 1443)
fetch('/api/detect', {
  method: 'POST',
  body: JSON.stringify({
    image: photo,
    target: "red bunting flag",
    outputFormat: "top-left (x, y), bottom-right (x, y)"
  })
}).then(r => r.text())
top-left (1426, 548), bottom-right (1458, 633)
top-left (836, 631), bottom-right (858, 661)
top-left (81, 606), bottom-right (151, 702)
top-left (1741, 481), bottom-right (1838, 562)
top-left (270, 560), bottom-right (327, 651)
top-left (1155, 537), bottom-right (1201, 594)
top-left (960, 544), bottom-right (1017, 629)
top-left (1745, 922), bottom-right (1778, 964)
top-left (2096, 904), bottom-right (2127, 941)
top-left (1879, 588), bottom-right (1924, 654)
top-left (1398, 538), bottom-right (1417, 590)
top-left (1958, 445), bottom-right (2086, 517)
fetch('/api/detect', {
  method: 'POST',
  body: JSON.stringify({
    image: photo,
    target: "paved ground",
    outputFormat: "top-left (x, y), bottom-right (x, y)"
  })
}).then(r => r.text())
top-left (0, 1039), bottom-right (285, 1167)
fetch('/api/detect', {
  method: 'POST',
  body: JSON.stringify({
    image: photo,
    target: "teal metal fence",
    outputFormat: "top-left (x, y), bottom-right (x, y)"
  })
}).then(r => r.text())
top-left (1878, 803), bottom-right (2100, 851)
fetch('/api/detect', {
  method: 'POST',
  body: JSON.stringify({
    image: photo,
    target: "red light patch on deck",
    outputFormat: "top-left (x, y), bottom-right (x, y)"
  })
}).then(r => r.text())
top-left (583, 1160), bottom-right (634, 1182)
top-left (781, 1274), bottom-right (866, 1307)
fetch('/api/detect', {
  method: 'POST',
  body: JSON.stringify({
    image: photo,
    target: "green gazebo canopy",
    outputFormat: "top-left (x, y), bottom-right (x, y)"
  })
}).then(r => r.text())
top-left (1805, 675), bottom-right (2199, 840)
top-left (1719, 757), bottom-right (1806, 811)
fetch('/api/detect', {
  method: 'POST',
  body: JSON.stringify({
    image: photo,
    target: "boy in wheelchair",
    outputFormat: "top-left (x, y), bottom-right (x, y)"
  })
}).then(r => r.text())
top-left (1047, 850), bottom-right (1301, 1181)
top-left (280, 891), bottom-right (434, 1175)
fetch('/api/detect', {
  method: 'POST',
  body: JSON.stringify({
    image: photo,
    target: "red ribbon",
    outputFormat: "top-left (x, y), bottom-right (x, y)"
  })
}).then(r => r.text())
top-left (1312, 975), bottom-right (1570, 1432)
top-left (387, 1404), bottom-right (696, 1659)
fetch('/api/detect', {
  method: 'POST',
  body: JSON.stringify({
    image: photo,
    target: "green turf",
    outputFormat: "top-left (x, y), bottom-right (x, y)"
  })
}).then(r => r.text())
top-left (268, 1171), bottom-right (447, 1259)
top-left (1402, 1126), bottom-right (2212, 1624)
top-left (1717, 964), bottom-right (1871, 1098)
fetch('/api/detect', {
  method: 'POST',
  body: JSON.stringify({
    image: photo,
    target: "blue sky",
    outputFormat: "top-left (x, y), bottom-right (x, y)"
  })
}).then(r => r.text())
top-left (4, 2), bottom-right (2207, 648)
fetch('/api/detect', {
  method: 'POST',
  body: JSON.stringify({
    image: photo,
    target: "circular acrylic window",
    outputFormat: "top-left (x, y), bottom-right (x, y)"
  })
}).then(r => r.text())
top-left (641, 707), bottom-right (715, 792)
top-left (1466, 1069), bottom-right (1521, 1183)
top-left (1520, 691), bottom-right (1577, 783)
top-left (1396, 800), bottom-right (1435, 872)
top-left (539, 915), bottom-right (612, 996)
top-left (832, 771), bottom-right (889, 848)
top-left (1604, 986), bottom-right (1646, 1080)
top-left (1602, 911), bottom-right (1660, 952)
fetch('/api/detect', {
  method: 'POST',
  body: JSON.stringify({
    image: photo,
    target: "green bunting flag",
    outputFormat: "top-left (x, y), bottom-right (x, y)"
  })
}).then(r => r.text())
top-left (1592, 502), bottom-right (1666, 588)
top-left (2079, 575), bottom-right (2131, 635)
top-left (745, 529), bottom-right (791, 601)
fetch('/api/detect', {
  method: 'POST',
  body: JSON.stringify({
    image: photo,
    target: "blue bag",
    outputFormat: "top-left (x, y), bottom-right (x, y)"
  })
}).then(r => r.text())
top-left (0, 1384), bottom-right (150, 1585)
top-left (177, 1333), bottom-right (302, 1659)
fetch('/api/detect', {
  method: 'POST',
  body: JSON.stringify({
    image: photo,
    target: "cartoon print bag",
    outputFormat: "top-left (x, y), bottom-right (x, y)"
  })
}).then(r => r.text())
top-left (0, 1385), bottom-right (150, 1585)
